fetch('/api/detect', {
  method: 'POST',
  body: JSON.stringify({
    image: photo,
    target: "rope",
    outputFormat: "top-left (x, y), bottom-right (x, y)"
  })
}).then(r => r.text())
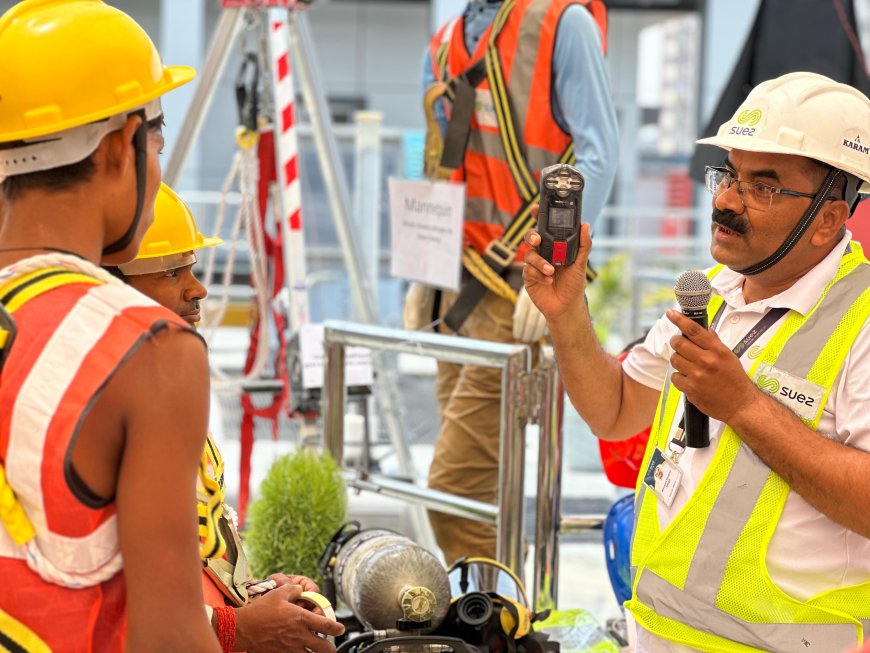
top-left (200, 139), bottom-right (274, 392)
top-left (461, 247), bottom-right (518, 303)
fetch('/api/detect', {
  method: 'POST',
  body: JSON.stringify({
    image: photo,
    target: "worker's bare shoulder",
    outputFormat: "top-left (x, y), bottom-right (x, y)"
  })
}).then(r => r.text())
top-left (102, 324), bottom-right (209, 418)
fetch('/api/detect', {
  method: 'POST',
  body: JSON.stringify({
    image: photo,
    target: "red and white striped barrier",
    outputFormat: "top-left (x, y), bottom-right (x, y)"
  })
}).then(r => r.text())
top-left (269, 12), bottom-right (309, 330)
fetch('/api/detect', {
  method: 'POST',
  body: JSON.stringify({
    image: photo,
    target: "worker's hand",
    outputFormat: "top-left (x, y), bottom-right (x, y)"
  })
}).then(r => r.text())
top-left (268, 572), bottom-right (319, 593)
top-left (512, 287), bottom-right (548, 342)
top-left (233, 583), bottom-right (345, 653)
top-left (523, 210), bottom-right (592, 323)
top-left (666, 309), bottom-right (760, 425)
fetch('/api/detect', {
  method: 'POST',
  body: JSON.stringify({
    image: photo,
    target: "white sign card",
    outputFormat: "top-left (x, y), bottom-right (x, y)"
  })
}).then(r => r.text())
top-left (388, 178), bottom-right (465, 291)
top-left (299, 323), bottom-right (374, 390)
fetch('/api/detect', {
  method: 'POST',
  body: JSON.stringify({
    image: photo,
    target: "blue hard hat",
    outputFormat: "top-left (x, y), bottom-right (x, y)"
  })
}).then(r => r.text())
top-left (603, 494), bottom-right (634, 607)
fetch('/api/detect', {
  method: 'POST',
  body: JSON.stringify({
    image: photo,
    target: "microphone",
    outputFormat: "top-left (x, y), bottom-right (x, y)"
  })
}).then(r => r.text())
top-left (674, 270), bottom-right (712, 448)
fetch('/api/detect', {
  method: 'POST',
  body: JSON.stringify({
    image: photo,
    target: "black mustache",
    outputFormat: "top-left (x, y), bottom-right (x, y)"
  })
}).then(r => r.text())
top-left (712, 208), bottom-right (749, 235)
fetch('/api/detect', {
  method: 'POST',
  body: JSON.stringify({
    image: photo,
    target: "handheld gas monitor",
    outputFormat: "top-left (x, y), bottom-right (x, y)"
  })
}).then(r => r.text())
top-left (536, 163), bottom-right (584, 267)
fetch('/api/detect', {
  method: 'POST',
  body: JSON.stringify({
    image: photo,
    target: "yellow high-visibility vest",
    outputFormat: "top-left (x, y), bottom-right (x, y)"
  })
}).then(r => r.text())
top-left (627, 243), bottom-right (870, 653)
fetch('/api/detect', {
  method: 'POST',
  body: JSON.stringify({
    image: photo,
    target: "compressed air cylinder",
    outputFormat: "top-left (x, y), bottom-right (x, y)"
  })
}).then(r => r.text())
top-left (334, 529), bottom-right (451, 630)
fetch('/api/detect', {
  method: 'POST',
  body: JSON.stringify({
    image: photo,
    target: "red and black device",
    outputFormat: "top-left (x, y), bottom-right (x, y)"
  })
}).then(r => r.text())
top-left (536, 163), bottom-right (584, 267)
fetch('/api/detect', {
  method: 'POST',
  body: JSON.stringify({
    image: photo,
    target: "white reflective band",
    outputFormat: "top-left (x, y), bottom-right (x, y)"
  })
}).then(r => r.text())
top-left (118, 251), bottom-right (197, 276)
top-left (299, 590), bottom-right (337, 623)
top-left (0, 98), bottom-right (163, 181)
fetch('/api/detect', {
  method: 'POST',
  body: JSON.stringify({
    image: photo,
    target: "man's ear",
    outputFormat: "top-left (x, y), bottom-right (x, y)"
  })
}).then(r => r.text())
top-left (96, 115), bottom-right (143, 178)
top-left (810, 200), bottom-right (850, 246)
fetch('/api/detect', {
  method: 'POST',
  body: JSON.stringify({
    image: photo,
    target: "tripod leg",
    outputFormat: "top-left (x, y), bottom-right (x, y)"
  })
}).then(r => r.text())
top-left (164, 7), bottom-right (245, 186)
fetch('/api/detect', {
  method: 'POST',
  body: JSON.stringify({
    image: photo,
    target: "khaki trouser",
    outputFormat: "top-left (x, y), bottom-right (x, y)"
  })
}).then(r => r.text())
top-left (427, 289), bottom-right (534, 564)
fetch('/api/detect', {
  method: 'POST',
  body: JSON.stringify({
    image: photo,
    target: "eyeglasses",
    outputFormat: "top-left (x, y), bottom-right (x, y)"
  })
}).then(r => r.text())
top-left (704, 166), bottom-right (818, 212)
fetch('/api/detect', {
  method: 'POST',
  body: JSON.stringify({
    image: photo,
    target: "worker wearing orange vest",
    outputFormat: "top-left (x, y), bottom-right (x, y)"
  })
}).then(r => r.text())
top-left (411, 0), bottom-right (618, 563)
top-left (0, 1), bottom-right (218, 650)
top-left (109, 184), bottom-right (345, 653)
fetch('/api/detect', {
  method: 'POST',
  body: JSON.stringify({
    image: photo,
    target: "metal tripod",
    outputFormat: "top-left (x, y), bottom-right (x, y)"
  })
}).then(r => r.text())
top-left (164, 2), bottom-right (435, 551)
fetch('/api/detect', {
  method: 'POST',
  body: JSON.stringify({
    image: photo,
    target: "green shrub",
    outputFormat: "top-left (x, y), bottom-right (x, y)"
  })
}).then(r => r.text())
top-left (245, 449), bottom-right (347, 584)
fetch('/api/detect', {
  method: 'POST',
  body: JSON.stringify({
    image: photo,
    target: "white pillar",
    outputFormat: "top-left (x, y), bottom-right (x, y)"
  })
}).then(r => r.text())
top-left (159, 0), bottom-right (206, 190)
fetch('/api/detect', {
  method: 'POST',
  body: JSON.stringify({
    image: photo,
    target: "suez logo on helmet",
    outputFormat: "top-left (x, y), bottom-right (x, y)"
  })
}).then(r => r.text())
top-left (728, 109), bottom-right (763, 137)
top-left (754, 364), bottom-right (825, 421)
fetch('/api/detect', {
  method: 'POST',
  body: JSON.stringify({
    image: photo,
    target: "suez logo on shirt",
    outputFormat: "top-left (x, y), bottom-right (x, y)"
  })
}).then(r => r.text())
top-left (753, 362), bottom-right (825, 421)
top-left (728, 109), bottom-right (763, 137)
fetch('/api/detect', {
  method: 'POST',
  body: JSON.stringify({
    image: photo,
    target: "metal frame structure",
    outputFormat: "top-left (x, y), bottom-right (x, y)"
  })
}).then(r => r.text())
top-left (321, 321), bottom-right (606, 612)
top-left (163, 2), bottom-right (434, 547)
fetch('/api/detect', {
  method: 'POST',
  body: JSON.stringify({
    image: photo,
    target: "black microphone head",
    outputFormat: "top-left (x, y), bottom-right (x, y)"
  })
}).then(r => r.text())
top-left (674, 270), bottom-right (712, 311)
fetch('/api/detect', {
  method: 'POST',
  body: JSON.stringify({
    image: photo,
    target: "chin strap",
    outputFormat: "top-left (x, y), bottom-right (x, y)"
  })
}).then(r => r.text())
top-left (737, 167), bottom-right (842, 276)
top-left (102, 111), bottom-right (148, 256)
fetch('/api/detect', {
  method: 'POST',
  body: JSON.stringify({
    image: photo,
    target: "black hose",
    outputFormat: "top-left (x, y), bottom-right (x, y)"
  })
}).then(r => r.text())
top-left (336, 631), bottom-right (376, 653)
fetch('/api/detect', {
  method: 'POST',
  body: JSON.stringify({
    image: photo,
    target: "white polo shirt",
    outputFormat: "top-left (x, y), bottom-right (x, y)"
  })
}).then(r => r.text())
top-left (622, 233), bottom-right (870, 653)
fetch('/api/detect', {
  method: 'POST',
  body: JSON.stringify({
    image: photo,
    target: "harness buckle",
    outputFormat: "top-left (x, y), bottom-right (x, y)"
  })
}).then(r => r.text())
top-left (484, 239), bottom-right (516, 270)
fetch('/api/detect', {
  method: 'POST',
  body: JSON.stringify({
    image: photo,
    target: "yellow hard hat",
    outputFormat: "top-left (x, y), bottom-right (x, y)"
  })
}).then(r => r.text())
top-left (0, 0), bottom-right (194, 141)
top-left (118, 184), bottom-right (222, 275)
top-left (0, 0), bottom-right (195, 180)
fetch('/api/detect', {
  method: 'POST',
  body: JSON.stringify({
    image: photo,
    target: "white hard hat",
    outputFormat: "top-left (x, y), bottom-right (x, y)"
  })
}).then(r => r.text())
top-left (697, 72), bottom-right (870, 194)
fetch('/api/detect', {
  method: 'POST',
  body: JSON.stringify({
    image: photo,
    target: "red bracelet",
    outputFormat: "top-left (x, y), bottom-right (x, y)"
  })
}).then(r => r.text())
top-left (213, 606), bottom-right (236, 653)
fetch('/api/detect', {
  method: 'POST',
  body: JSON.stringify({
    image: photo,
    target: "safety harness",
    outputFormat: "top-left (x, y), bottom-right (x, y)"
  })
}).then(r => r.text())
top-left (426, 0), bottom-right (599, 332)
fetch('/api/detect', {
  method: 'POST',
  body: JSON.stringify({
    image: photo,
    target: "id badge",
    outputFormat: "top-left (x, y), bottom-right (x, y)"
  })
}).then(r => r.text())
top-left (643, 448), bottom-right (683, 507)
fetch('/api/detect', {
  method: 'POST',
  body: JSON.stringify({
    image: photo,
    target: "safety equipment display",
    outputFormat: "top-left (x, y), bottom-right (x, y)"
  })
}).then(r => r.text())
top-left (118, 184), bottom-right (223, 276)
top-left (512, 287), bottom-right (548, 343)
top-left (697, 72), bottom-right (870, 191)
top-left (0, 0), bottom-right (194, 144)
top-left (320, 523), bottom-right (451, 630)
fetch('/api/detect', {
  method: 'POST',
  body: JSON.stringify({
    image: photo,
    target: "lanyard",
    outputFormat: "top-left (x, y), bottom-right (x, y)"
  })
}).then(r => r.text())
top-left (668, 305), bottom-right (789, 461)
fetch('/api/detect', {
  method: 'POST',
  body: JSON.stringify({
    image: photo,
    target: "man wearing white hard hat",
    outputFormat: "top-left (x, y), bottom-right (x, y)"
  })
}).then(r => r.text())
top-left (523, 72), bottom-right (870, 652)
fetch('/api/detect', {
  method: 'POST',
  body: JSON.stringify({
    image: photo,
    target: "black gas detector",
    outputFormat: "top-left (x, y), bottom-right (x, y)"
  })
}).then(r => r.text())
top-left (536, 163), bottom-right (584, 267)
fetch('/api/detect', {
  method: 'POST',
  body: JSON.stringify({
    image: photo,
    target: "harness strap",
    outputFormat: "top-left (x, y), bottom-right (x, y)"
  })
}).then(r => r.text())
top-left (435, 1), bottom-right (589, 331)
top-left (0, 608), bottom-right (52, 653)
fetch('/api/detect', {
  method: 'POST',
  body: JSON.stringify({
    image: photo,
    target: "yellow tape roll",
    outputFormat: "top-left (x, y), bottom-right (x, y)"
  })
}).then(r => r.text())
top-left (298, 590), bottom-right (336, 623)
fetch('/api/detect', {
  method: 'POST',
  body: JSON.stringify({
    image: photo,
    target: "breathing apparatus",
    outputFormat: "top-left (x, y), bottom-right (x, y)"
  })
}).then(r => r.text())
top-left (436, 557), bottom-right (554, 653)
top-left (319, 522), bottom-right (452, 632)
top-left (697, 72), bottom-right (870, 276)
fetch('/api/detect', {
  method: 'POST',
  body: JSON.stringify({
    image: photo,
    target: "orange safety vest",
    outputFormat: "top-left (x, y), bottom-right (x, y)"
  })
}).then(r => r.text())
top-left (429, 0), bottom-right (606, 261)
top-left (0, 262), bottom-right (195, 652)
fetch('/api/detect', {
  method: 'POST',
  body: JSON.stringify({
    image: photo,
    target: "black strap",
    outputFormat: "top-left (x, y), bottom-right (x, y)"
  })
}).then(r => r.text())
top-left (737, 168), bottom-right (841, 276)
top-left (440, 58), bottom-right (487, 170)
top-left (102, 111), bottom-right (148, 256)
top-left (0, 303), bottom-right (16, 377)
top-left (444, 270), bottom-right (495, 333)
top-left (440, 72), bottom-right (479, 171)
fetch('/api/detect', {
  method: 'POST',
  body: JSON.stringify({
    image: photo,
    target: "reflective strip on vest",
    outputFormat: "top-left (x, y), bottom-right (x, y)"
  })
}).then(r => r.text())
top-left (629, 249), bottom-right (870, 652)
top-left (0, 274), bottom-right (189, 584)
